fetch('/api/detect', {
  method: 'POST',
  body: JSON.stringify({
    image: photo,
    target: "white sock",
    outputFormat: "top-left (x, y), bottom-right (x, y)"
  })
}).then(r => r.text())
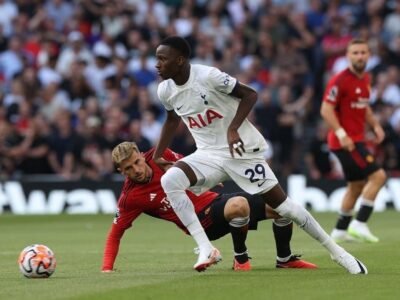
top-left (339, 209), bottom-right (353, 216)
top-left (187, 220), bottom-right (213, 252)
top-left (274, 197), bottom-right (343, 256)
top-left (360, 197), bottom-right (374, 207)
top-left (161, 167), bottom-right (213, 252)
top-left (277, 254), bottom-right (292, 262)
top-left (350, 219), bottom-right (366, 227)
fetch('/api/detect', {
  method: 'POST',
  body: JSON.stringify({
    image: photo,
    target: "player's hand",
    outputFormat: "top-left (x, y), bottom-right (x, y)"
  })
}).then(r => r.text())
top-left (339, 136), bottom-right (355, 152)
top-left (227, 127), bottom-right (245, 157)
top-left (373, 125), bottom-right (385, 144)
top-left (153, 157), bottom-right (174, 171)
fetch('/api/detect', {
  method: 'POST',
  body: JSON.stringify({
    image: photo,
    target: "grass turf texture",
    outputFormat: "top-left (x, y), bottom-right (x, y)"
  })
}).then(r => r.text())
top-left (0, 211), bottom-right (399, 300)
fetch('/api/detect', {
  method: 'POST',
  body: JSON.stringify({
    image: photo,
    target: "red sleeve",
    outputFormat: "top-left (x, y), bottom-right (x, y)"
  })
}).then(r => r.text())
top-left (101, 208), bottom-right (142, 271)
top-left (162, 148), bottom-right (184, 162)
top-left (323, 75), bottom-right (341, 107)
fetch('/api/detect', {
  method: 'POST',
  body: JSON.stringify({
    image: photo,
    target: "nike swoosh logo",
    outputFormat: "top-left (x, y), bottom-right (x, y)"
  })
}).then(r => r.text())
top-left (177, 105), bottom-right (183, 111)
top-left (257, 179), bottom-right (267, 187)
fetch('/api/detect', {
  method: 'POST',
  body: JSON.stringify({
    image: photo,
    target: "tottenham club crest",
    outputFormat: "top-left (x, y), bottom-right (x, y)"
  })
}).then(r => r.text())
top-left (200, 93), bottom-right (208, 105)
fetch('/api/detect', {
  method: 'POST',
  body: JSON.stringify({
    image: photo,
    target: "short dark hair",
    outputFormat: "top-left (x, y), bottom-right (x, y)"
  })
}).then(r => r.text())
top-left (159, 36), bottom-right (191, 58)
top-left (347, 38), bottom-right (369, 49)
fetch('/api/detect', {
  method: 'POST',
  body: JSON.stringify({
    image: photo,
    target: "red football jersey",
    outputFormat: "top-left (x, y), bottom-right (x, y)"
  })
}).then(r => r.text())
top-left (114, 148), bottom-right (217, 232)
top-left (102, 148), bottom-right (218, 270)
top-left (323, 68), bottom-right (370, 150)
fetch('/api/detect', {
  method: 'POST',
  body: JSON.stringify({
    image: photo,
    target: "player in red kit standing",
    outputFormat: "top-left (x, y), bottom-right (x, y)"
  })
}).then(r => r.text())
top-left (321, 39), bottom-right (387, 243)
top-left (101, 142), bottom-right (317, 272)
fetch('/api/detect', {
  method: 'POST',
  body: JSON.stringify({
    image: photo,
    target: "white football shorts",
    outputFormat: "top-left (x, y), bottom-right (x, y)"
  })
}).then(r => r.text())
top-left (179, 149), bottom-right (278, 195)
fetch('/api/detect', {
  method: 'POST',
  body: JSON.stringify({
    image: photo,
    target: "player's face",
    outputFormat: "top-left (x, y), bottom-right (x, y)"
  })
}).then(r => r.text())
top-left (347, 43), bottom-right (369, 73)
top-left (155, 45), bottom-right (182, 80)
top-left (119, 151), bottom-right (152, 183)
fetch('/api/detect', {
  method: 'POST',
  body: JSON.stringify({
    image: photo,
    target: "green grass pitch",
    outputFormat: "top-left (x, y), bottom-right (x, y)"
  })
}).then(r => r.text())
top-left (0, 211), bottom-right (399, 300)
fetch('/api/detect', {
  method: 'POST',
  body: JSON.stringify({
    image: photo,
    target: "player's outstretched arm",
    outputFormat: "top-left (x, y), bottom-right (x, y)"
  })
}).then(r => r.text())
top-left (153, 110), bottom-right (181, 163)
top-left (228, 82), bottom-right (257, 157)
top-left (101, 207), bottom-right (140, 273)
top-left (101, 224), bottom-right (126, 272)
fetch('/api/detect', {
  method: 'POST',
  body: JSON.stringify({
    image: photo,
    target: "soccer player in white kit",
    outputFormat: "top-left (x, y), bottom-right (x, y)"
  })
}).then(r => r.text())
top-left (153, 36), bottom-right (367, 274)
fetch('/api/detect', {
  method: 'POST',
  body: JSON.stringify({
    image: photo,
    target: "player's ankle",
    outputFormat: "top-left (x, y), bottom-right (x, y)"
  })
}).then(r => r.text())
top-left (234, 250), bottom-right (249, 263)
top-left (199, 244), bottom-right (213, 254)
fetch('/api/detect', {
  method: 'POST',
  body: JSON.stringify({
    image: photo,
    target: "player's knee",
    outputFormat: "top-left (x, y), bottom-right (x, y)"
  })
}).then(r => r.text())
top-left (227, 197), bottom-right (250, 228)
top-left (160, 171), bottom-right (173, 193)
top-left (273, 196), bottom-right (304, 223)
top-left (265, 205), bottom-right (281, 219)
top-left (160, 167), bottom-right (190, 193)
top-left (225, 196), bottom-right (250, 219)
top-left (370, 169), bottom-right (386, 187)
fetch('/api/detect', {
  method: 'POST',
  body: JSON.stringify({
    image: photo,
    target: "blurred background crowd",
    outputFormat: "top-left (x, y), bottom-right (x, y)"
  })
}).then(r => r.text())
top-left (1, 0), bottom-right (400, 181)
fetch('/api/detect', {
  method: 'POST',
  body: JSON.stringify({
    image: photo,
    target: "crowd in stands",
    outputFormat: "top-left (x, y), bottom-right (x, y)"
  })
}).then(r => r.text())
top-left (1, 0), bottom-right (400, 181)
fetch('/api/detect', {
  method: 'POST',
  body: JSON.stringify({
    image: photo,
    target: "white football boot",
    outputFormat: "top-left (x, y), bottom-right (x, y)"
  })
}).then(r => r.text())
top-left (331, 248), bottom-right (368, 274)
top-left (331, 229), bottom-right (358, 243)
top-left (348, 220), bottom-right (379, 243)
top-left (193, 247), bottom-right (222, 272)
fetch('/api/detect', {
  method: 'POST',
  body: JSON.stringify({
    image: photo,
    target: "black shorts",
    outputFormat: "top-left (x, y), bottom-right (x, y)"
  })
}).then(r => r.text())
top-left (197, 192), bottom-right (267, 241)
top-left (332, 142), bottom-right (381, 182)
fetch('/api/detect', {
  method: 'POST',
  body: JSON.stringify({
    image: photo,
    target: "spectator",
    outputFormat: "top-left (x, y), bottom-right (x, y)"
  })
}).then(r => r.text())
top-left (84, 42), bottom-right (116, 99)
top-left (134, 0), bottom-right (169, 28)
top-left (321, 15), bottom-right (352, 73)
top-left (47, 110), bottom-right (84, 179)
top-left (101, 2), bottom-right (124, 39)
top-left (0, 36), bottom-right (25, 84)
top-left (0, 0), bottom-right (18, 37)
top-left (38, 80), bottom-right (71, 123)
top-left (128, 119), bottom-right (151, 152)
top-left (80, 115), bottom-right (112, 180)
top-left (18, 113), bottom-right (53, 175)
top-left (44, 0), bottom-right (74, 32)
top-left (140, 109), bottom-right (161, 145)
top-left (56, 31), bottom-right (94, 77)
top-left (62, 60), bottom-right (94, 110)
top-left (0, 118), bottom-right (24, 178)
top-left (383, 1), bottom-right (400, 44)
top-left (370, 68), bottom-right (400, 107)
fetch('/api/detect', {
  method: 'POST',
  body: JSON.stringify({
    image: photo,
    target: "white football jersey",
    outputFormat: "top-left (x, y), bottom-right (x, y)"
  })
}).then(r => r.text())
top-left (157, 64), bottom-right (268, 156)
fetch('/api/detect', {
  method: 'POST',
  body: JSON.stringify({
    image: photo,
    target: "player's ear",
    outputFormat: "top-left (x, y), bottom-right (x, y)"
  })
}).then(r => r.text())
top-left (177, 56), bottom-right (185, 66)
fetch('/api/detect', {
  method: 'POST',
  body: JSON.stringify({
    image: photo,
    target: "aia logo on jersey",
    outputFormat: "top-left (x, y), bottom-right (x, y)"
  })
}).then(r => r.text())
top-left (188, 109), bottom-right (223, 129)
